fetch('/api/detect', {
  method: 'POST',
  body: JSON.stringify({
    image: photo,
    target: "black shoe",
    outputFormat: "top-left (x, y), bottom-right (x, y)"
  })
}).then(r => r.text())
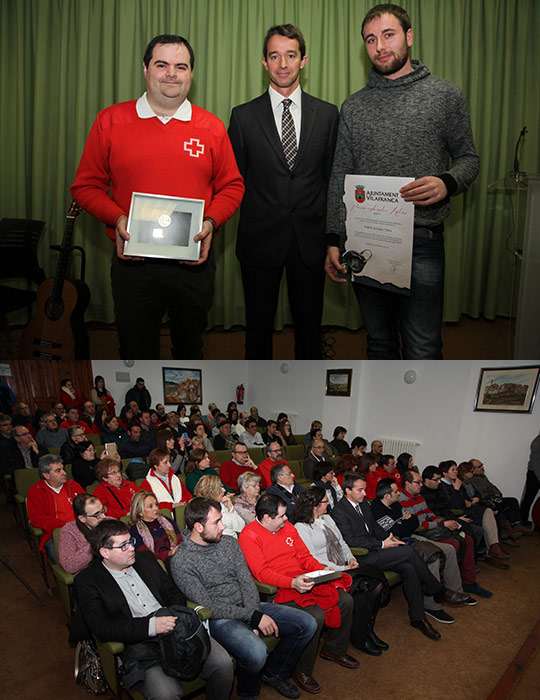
top-left (369, 630), bottom-right (389, 650)
top-left (463, 582), bottom-right (493, 598)
top-left (261, 673), bottom-right (301, 699)
top-left (410, 619), bottom-right (441, 640)
top-left (432, 587), bottom-right (446, 605)
top-left (425, 608), bottom-right (455, 624)
top-left (359, 637), bottom-right (382, 656)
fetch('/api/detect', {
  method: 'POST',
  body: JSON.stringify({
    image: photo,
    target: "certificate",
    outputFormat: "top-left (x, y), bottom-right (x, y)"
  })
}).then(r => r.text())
top-left (124, 192), bottom-right (203, 261)
top-left (342, 174), bottom-right (414, 293)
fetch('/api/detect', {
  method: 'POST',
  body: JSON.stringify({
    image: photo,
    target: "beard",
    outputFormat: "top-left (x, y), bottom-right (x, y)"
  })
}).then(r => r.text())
top-left (373, 46), bottom-right (409, 76)
top-left (201, 531), bottom-right (222, 544)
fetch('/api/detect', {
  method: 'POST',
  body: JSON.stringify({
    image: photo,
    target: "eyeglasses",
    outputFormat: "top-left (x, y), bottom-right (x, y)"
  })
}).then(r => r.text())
top-left (410, 480), bottom-right (422, 485)
top-left (235, 450), bottom-right (248, 456)
top-left (105, 537), bottom-right (135, 551)
top-left (430, 476), bottom-right (442, 482)
top-left (85, 506), bottom-right (107, 519)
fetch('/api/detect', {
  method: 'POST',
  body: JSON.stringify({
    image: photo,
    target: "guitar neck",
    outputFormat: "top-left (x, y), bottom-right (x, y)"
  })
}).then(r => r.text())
top-left (50, 203), bottom-right (81, 301)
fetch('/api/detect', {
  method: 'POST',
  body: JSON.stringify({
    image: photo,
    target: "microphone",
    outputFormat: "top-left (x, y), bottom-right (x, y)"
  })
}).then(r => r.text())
top-left (513, 126), bottom-right (527, 180)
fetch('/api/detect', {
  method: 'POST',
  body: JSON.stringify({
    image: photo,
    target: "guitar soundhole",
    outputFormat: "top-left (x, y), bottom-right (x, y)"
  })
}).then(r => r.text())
top-left (45, 297), bottom-right (65, 321)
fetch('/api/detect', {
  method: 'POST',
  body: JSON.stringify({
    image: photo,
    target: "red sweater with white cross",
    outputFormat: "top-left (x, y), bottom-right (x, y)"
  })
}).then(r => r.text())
top-left (71, 100), bottom-right (244, 242)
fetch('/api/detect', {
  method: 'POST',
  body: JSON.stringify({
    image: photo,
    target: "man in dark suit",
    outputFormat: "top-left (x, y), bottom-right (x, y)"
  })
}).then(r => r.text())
top-left (229, 24), bottom-right (339, 359)
top-left (331, 472), bottom-right (454, 641)
top-left (75, 519), bottom-right (233, 699)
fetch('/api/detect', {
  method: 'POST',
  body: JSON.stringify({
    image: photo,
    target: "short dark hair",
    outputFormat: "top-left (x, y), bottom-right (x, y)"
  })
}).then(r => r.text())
top-left (143, 34), bottom-right (195, 70)
top-left (245, 418), bottom-right (257, 430)
top-left (90, 519), bottom-right (130, 556)
top-left (439, 460), bottom-right (457, 475)
top-left (333, 426), bottom-right (347, 439)
top-left (342, 471), bottom-right (366, 492)
top-left (255, 492), bottom-right (287, 520)
top-left (422, 465), bottom-right (442, 481)
top-left (351, 436), bottom-right (367, 449)
top-left (73, 493), bottom-right (98, 518)
top-left (402, 470), bottom-right (419, 486)
top-left (266, 441), bottom-right (281, 454)
top-left (104, 414), bottom-right (117, 427)
top-left (127, 423), bottom-right (140, 433)
top-left (361, 3), bottom-right (411, 39)
top-left (375, 478), bottom-right (396, 499)
top-left (136, 377), bottom-right (145, 383)
top-left (185, 497), bottom-right (221, 530)
top-left (381, 454), bottom-right (395, 467)
top-left (266, 419), bottom-right (277, 429)
top-left (312, 461), bottom-right (335, 481)
top-left (270, 463), bottom-right (286, 484)
top-left (263, 24), bottom-right (306, 59)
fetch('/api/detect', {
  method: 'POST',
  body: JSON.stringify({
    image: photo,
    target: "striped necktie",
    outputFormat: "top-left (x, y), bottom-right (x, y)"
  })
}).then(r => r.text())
top-left (281, 98), bottom-right (297, 169)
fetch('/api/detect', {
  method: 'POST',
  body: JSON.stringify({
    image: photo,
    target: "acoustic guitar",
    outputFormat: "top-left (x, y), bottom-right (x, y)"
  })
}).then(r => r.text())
top-left (19, 201), bottom-right (90, 359)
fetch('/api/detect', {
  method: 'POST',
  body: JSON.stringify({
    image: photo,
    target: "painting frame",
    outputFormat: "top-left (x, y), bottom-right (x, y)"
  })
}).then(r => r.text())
top-left (162, 367), bottom-right (203, 406)
top-left (474, 365), bottom-right (540, 413)
top-left (325, 369), bottom-right (353, 397)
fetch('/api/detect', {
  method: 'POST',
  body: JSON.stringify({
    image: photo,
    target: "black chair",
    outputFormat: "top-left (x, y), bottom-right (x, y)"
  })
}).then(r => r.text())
top-left (0, 217), bottom-right (46, 346)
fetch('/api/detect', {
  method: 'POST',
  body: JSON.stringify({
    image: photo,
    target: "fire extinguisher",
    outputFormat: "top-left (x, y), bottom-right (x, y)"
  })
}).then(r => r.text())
top-left (236, 384), bottom-right (245, 405)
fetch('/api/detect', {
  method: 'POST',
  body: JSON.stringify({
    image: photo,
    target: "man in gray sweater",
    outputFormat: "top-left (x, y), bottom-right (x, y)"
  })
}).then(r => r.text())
top-left (325, 3), bottom-right (479, 359)
top-left (170, 497), bottom-right (317, 699)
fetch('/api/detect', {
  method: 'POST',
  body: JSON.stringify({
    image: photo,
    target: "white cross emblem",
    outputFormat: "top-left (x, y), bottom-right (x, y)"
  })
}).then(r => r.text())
top-left (285, 537), bottom-right (294, 547)
top-left (184, 138), bottom-right (205, 158)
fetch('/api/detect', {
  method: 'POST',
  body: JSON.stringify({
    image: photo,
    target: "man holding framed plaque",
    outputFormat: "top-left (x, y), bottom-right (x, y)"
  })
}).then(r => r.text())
top-left (71, 34), bottom-right (244, 359)
top-left (325, 4), bottom-right (479, 359)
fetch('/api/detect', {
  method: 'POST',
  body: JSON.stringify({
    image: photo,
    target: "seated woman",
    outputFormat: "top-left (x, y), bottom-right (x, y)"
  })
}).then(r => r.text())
top-left (397, 452), bottom-right (414, 478)
top-left (194, 474), bottom-right (245, 538)
top-left (155, 428), bottom-right (186, 473)
top-left (358, 454), bottom-right (383, 500)
top-left (330, 426), bottom-right (351, 456)
top-left (190, 422), bottom-right (214, 452)
top-left (335, 454), bottom-right (358, 488)
top-left (58, 493), bottom-right (107, 575)
top-left (234, 472), bottom-right (262, 524)
top-left (72, 440), bottom-right (100, 490)
top-left (141, 448), bottom-right (192, 511)
top-left (292, 486), bottom-right (389, 656)
top-left (90, 375), bottom-right (116, 416)
top-left (185, 448), bottom-right (231, 494)
top-left (312, 461), bottom-right (343, 511)
top-left (118, 404), bottom-right (136, 431)
top-left (101, 415), bottom-right (128, 447)
top-left (93, 458), bottom-right (140, 519)
top-left (277, 418), bottom-right (297, 446)
top-left (129, 490), bottom-right (181, 566)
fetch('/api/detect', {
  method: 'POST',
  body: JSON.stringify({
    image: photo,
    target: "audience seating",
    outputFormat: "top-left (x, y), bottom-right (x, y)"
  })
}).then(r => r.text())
top-left (284, 444), bottom-right (307, 461)
top-left (247, 447), bottom-right (265, 463)
top-left (350, 546), bottom-right (402, 588)
top-left (213, 449), bottom-right (232, 464)
top-left (84, 433), bottom-right (103, 448)
top-left (289, 459), bottom-right (311, 487)
top-left (51, 527), bottom-right (76, 620)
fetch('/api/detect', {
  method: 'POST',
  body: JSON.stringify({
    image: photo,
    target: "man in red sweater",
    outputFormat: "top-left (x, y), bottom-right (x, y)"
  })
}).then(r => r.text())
top-left (219, 444), bottom-right (262, 491)
top-left (27, 455), bottom-right (86, 562)
top-left (71, 33), bottom-right (244, 359)
top-left (239, 493), bottom-right (358, 695)
top-left (257, 441), bottom-right (289, 490)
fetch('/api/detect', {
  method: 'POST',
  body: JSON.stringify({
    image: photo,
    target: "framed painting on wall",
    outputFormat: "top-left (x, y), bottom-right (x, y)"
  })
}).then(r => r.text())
top-left (474, 365), bottom-right (540, 413)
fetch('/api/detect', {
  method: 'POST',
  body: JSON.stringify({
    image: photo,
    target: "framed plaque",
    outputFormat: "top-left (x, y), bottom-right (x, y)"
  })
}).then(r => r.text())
top-left (124, 192), bottom-right (203, 261)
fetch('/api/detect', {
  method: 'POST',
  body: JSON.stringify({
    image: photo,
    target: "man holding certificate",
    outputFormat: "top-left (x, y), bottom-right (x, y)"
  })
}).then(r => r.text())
top-left (325, 3), bottom-right (479, 359)
top-left (71, 34), bottom-right (244, 359)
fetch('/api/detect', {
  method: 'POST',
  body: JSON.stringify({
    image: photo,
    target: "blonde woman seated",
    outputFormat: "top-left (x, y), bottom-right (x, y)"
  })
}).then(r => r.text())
top-left (194, 474), bottom-right (245, 538)
top-left (292, 486), bottom-right (389, 657)
top-left (129, 490), bottom-right (181, 568)
top-left (234, 472), bottom-right (262, 524)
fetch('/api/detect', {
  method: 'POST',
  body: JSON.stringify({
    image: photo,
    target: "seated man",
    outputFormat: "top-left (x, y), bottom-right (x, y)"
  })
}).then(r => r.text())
top-left (35, 411), bottom-right (69, 450)
top-left (250, 406), bottom-right (267, 430)
top-left (258, 442), bottom-right (290, 491)
top-left (213, 420), bottom-right (239, 451)
top-left (27, 454), bottom-right (86, 561)
top-left (93, 458), bottom-right (140, 519)
top-left (239, 417), bottom-right (265, 449)
top-left (58, 493), bottom-right (108, 575)
top-left (239, 493), bottom-right (358, 695)
top-left (75, 519), bottom-right (233, 700)
top-left (331, 472), bottom-right (451, 641)
top-left (60, 425), bottom-right (88, 465)
top-left (0, 413), bottom-right (14, 450)
top-left (232, 411), bottom-right (249, 437)
top-left (139, 410), bottom-right (159, 446)
top-left (12, 401), bottom-right (36, 435)
top-left (367, 440), bottom-right (383, 460)
top-left (59, 406), bottom-right (88, 431)
top-left (220, 444), bottom-right (261, 491)
top-left (171, 497), bottom-right (317, 699)
top-left (371, 478), bottom-right (476, 624)
top-left (266, 463), bottom-right (304, 518)
top-left (379, 454), bottom-right (402, 488)
top-left (302, 439), bottom-right (327, 481)
top-left (119, 423), bottom-right (152, 459)
top-left (469, 458), bottom-right (529, 536)
top-left (80, 400), bottom-right (102, 435)
top-left (263, 420), bottom-right (286, 447)
top-left (2, 423), bottom-right (48, 473)
top-left (399, 470), bottom-right (492, 598)
top-left (303, 420), bottom-right (322, 448)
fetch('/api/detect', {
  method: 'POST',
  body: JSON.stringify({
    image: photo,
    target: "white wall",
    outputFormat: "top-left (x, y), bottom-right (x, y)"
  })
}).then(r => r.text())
top-left (91, 359), bottom-right (539, 501)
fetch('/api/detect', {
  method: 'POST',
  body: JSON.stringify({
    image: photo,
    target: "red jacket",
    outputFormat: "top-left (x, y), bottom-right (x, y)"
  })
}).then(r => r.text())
top-left (257, 457), bottom-right (289, 491)
top-left (219, 459), bottom-right (260, 490)
top-left (93, 480), bottom-right (140, 519)
top-left (27, 478), bottom-right (85, 550)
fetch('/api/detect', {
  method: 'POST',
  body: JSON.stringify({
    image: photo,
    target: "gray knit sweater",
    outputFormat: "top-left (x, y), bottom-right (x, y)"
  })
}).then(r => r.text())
top-left (326, 61), bottom-right (480, 238)
top-left (170, 533), bottom-right (262, 625)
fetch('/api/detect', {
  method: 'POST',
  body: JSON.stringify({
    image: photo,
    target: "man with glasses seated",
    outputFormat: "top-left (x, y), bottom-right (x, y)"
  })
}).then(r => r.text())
top-left (58, 494), bottom-right (108, 575)
top-left (2, 424), bottom-right (47, 474)
top-left (266, 463), bottom-right (304, 519)
top-left (36, 411), bottom-right (69, 450)
top-left (258, 441), bottom-right (290, 491)
top-left (93, 458), bottom-right (140, 519)
top-left (220, 444), bottom-right (261, 491)
top-left (75, 519), bottom-right (233, 700)
top-left (302, 438), bottom-right (327, 481)
top-left (60, 425), bottom-right (87, 465)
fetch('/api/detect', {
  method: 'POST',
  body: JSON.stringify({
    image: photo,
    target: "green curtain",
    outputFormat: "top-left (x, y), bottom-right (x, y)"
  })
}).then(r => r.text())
top-left (2, 0), bottom-right (539, 328)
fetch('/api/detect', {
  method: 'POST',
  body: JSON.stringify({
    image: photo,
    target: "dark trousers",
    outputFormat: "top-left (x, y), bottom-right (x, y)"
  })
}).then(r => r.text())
top-left (240, 234), bottom-right (325, 359)
top-left (362, 545), bottom-right (442, 622)
top-left (110, 250), bottom-right (215, 359)
top-left (520, 470), bottom-right (540, 523)
top-left (282, 589), bottom-right (353, 675)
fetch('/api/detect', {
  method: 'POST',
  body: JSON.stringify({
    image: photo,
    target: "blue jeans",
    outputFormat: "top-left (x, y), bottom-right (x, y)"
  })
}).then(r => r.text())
top-left (209, 603), bottom-right (317, 697)
top-left (354, 229), bottom-right (445, 359)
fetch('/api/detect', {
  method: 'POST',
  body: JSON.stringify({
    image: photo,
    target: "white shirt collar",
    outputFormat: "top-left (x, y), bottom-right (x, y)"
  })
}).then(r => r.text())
top-left (136, 92), bottom-right (192, 123)
top-left (268, 84), bottom-right (302, 112)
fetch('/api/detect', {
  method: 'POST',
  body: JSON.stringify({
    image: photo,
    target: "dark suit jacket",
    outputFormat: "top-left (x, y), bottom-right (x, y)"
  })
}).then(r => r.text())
top-left (229, 90), bottom-right (338, 269)
top-left (266, 482), bottom-right (305, 518)
top-left (74, 550), bottom-right (186, 644)
top-left (0, 443), bottom-right (45, 475)
top-left (330, 497), bottom-right (387, 551)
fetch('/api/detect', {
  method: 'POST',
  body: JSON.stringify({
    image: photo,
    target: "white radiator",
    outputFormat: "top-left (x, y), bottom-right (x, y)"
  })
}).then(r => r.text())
top-left (377, 437), bottom-right (419, 457)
